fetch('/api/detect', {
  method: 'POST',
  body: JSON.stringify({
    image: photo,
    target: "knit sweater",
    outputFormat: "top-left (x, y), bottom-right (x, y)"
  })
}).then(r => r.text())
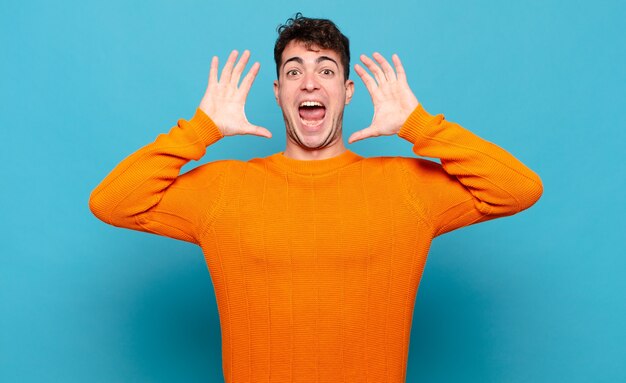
top-left (89, 103), bottom-right (543, 383)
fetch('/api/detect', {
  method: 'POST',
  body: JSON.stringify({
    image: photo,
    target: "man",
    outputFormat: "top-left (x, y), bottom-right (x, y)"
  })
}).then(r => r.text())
top-left (90, 14), bottom-right (542, 383)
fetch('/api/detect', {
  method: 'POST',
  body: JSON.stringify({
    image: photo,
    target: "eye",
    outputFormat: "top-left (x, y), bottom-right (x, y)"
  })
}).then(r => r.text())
top-left (286, 69), bottom-right (301, 78)
top-left (321, 68), bottom-right (335, 76)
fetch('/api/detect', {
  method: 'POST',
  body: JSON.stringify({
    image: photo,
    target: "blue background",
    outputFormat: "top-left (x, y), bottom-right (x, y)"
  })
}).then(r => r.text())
top-left (2, 0), bottom-right (625, 382)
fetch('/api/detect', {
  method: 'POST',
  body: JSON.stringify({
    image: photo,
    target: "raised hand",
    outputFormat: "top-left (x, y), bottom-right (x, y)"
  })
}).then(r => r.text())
top-left (348, 53), bottom-right (419, 144)
top-left (199, 50), bottom-right (271, 138)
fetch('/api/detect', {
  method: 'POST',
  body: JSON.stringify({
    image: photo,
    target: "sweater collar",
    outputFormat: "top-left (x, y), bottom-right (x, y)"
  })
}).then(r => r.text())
top-left (267, 149), bottom-right (363, 176)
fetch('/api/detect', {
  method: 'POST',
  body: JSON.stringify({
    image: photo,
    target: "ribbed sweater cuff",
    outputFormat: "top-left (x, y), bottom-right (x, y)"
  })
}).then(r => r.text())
top-left (188, 108), bottom-right (224, 147)
top-left (397, 103), bottom-right (438, 144)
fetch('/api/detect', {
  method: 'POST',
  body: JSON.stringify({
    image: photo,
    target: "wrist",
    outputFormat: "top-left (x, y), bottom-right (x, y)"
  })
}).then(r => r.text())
top-left (190, 108), bottom-right (224, 146)
top-left (397, 103), bottom-right (436, 143)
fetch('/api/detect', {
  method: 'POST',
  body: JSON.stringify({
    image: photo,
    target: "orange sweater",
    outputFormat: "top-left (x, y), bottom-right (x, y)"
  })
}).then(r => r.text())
top-left (89, 104), bottom-right (542, 383)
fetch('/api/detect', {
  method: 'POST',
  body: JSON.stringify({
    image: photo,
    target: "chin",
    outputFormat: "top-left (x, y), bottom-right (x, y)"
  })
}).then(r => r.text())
top-left (300, 127), bottom-right (342, 150)
top-left (285, 110), bottom-right (341, 150)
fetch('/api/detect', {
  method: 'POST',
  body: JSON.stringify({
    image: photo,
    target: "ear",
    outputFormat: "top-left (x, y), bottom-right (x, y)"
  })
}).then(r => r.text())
top-left (273, 80), bottom-right (280, 104)
top-left (344, 79), bottom-right (355, 105)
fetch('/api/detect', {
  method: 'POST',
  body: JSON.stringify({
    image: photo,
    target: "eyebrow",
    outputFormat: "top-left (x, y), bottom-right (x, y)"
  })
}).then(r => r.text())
top-left (282, 55), bottom-right (339, 69)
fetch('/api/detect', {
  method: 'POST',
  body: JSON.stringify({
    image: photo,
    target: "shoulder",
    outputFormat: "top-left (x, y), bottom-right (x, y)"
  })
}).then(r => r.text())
top-left (361, 155), bottom-right (454, 184)
top-left (174, 159), bottom-right (249, 189)
top-left (360, 155), bottom-right (441, 173)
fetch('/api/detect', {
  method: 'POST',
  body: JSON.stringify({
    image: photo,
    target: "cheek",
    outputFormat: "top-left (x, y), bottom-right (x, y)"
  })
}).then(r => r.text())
top-left (329, 91), bottom-right (347, 110)
top-left (277, 89), bottom-right (296, 107)
top-left (328, 82), bottom-right (346, 100)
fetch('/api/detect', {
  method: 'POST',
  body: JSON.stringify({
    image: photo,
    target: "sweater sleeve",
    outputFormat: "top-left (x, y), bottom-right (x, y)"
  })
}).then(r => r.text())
top-left (88, 108), bottom-right (227, 245)
top-left (397, 103), bottom-right (543, 237)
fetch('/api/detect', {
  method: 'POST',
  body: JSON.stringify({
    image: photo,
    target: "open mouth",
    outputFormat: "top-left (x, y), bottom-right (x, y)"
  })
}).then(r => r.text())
top-left (298, 101), bottom-right (326, 126)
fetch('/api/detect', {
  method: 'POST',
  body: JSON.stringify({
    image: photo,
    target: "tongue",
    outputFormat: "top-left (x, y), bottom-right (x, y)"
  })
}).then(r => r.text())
top-left (299, 106), bottom-right (325, 121)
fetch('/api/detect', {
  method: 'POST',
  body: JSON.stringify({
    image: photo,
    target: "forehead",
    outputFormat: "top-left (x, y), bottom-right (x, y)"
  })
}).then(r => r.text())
top-left (281, 40), bottom-right (341, 65)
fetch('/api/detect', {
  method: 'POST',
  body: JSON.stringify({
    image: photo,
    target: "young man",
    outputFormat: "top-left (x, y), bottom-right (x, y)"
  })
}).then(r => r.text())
top-left (90, 14), bottom-right (542, 383)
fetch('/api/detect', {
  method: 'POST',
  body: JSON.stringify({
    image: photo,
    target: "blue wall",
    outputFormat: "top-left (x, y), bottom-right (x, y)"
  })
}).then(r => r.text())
top-left (2, 0), bottom-right (624, 382)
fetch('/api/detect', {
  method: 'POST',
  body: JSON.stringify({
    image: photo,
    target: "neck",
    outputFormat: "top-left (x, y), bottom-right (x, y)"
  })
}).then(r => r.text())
top-left (283, 138), bottom-right (347, 160)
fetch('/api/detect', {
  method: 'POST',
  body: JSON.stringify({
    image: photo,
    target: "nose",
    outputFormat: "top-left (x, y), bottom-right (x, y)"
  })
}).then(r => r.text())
top-left (300, 72), bottom-right (320, 92)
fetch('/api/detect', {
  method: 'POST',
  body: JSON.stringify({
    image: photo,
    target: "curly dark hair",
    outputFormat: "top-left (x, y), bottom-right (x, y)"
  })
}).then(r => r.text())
top-left (274, 13), bottom-right (350, 80)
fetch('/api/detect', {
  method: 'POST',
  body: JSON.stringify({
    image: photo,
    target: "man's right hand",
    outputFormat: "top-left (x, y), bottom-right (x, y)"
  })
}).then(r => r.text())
top-left (199, 50), bottom-right (272, 138)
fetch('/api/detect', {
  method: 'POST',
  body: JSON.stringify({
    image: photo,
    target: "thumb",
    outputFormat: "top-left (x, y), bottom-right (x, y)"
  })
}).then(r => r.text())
top-left (242, 123), bottom-right (272, 138)
top-left (348, 126), bottom-right (379, 144)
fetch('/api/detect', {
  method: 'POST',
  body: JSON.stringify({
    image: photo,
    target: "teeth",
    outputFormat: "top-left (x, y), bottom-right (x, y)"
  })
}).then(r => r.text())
top-left (301, 119), bottom-right (322, 126)
top-left (299, 101), bottom-right (324, 107)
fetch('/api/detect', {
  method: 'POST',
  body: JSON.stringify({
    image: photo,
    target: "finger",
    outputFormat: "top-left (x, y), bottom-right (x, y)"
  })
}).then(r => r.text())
top-left (348, 126), bottom-right (380, 144)
top-left (242, 124), bottom-right (272, 138)
top-left (360, 54), bottom-right (386, 85)
top-left (219, 50), bottom-right (239, 84)
top-left (208, 56), bottom-right (218, 89)
top-left (392, 54), bottom-right (407, 83)
top-left (231, 50), bottom-right (250, 86)
top-left (238, 62), bottom-right (260, 100)
top-left (373, 52), bottom-right (396, 81)
top-left (354, 63), bottom-right (378, 97)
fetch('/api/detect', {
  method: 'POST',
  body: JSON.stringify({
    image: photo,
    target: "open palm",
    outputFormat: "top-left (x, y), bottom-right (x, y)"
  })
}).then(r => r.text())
top-left (348, 53), bottom-right (419, 144)
top-left (199, 50), bottom-right (271, 138)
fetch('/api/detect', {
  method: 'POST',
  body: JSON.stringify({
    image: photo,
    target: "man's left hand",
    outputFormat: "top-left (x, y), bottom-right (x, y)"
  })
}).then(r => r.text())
top-left (348, 53), bottom-right (420, 144)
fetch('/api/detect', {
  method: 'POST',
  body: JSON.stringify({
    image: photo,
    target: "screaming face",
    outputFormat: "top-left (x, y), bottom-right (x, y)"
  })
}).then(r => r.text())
top-left (274, 40), bottom-right (354, 158)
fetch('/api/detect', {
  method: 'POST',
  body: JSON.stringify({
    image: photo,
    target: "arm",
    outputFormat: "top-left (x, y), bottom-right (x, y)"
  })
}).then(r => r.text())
top-left (88, 110), bottom-right (224, 244)
top-left (397, 104), bottom-right (543, 236)
top-left (349, 52), bottom-right (543, 236)
top-left (89, 50), bottom-right (271, 244)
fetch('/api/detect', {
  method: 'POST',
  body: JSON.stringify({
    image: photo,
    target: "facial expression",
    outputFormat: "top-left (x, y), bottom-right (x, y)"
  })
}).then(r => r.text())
top-left (274, 40), bottom-right (354, 155)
